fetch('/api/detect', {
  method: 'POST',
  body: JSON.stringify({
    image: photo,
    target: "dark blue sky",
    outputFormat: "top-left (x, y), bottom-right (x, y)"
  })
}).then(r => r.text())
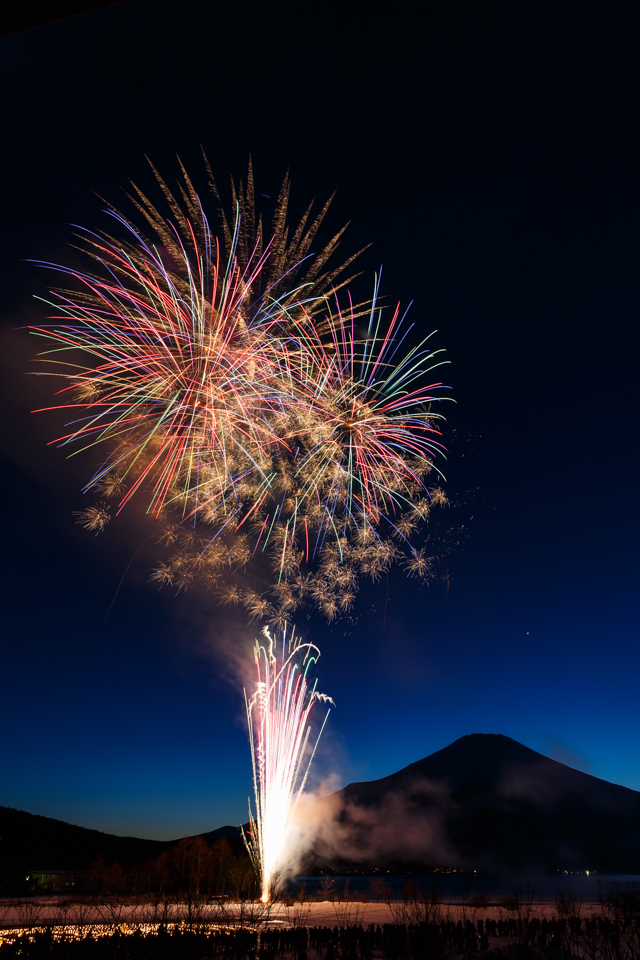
top-left (1, 0), bottom-right (639, 840)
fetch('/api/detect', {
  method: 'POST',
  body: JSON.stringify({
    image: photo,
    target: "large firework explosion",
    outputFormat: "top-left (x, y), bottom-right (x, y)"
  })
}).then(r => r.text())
top-left (30, 159), bottom-right (451, 627)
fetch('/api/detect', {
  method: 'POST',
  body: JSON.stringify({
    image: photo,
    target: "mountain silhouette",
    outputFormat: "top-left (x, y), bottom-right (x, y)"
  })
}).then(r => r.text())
top-left (327, 733), bottom-right (640, 872)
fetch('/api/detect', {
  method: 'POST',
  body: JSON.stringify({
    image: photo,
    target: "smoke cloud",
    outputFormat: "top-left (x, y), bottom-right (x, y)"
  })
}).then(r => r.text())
top-left (281, 775), bottom-right (459, 879)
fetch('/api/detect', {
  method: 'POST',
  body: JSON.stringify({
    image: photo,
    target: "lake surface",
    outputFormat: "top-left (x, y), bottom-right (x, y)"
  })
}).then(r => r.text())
top-left (289, 874), bottom-right (640, 903)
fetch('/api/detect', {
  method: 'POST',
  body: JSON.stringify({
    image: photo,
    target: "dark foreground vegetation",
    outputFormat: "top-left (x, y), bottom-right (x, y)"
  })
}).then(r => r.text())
top-left (1, 834), bottom-right (252, 900)
top-left (3, 889), bottom-right (640, 960)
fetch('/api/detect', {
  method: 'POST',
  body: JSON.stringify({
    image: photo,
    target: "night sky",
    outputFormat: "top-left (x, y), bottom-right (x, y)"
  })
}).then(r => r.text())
top-left (1, 0), bottom-right (640, 841)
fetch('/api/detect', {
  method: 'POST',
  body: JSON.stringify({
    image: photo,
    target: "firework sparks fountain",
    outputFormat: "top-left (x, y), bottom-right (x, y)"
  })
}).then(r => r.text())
top-left (243, 628), bottom-right (333, 902)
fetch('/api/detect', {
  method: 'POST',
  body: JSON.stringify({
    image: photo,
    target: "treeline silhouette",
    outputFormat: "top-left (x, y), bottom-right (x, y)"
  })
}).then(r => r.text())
top-left (86, 836), bottom-right (255, 900)
top-left (1, 834), bottom-right (254, 900)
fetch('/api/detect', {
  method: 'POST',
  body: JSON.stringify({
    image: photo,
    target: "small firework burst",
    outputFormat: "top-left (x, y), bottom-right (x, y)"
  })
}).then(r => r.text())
top-left (218, 583), bottom-right (242, 606)
top-left (73, 503), bottom-right (110, 534)
top-left (403, 547), bottom-right (435, 580)
top-left (149, 562), bottom-right (174, 587)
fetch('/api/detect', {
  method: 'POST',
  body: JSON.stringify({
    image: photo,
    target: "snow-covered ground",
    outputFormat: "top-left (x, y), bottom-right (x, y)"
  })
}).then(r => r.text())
top-left (0, 897), bottom-right (602, 934)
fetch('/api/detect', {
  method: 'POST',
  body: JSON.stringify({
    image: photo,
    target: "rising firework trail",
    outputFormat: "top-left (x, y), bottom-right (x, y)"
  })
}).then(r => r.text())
top-left (243, 628), bottom-right (333, 901)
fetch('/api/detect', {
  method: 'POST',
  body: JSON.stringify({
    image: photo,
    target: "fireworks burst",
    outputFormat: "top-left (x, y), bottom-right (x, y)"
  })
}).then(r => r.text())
top-left (73, 502), bottom-right (111, 533)
top-left (243, 628), bottom-right (333, 901)
top-left (281, 285), bottom-right (448, 544)
top-left (30, 159), bottom-right (451, 621)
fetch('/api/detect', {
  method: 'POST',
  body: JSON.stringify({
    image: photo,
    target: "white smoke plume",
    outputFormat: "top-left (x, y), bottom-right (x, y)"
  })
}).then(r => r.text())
top-left (280, 775), bottom-right (459, 879)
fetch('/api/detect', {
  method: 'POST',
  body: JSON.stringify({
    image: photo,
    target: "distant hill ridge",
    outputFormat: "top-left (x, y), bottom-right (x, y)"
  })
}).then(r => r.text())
top-left (0, 807), bottom-right (170, 872)
top-left (3, 734), bottom-right (639, 874)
